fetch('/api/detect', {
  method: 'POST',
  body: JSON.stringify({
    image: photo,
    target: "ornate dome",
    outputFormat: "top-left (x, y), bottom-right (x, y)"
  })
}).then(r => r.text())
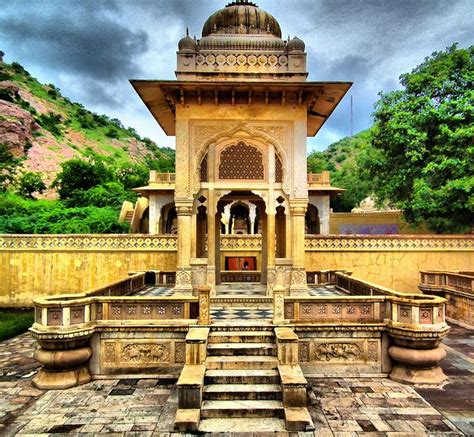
top-left (202, 1), bottom-right (282, 38)
top-left (178, 29), bottom-right (197, 52)
top-left (288, 36), bottom-right (305, 52)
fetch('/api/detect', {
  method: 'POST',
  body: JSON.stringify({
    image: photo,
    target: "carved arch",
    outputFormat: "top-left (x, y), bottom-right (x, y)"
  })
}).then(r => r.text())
top-left (193, 124), bottom-right (289, 190)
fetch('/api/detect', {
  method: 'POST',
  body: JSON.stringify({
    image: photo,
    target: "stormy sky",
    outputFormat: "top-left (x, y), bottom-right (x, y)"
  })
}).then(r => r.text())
top-left (0, 0), bottom-right (472, 151)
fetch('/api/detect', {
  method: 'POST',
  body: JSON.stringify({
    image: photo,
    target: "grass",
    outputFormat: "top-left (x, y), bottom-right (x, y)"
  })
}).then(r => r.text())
top-left (0, 308), bottom-right (34, 342)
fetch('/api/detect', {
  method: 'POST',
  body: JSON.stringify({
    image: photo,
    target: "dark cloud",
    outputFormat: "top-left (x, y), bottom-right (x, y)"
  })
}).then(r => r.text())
top-left (0, 0), bottom-right (148, 81)
top-left (0, 0), bottom-right (472, 150)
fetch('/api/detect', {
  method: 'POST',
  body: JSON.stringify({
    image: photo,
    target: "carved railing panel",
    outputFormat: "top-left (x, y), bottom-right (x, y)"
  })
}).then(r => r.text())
top-left (220, 235), bottom-right (262, 250)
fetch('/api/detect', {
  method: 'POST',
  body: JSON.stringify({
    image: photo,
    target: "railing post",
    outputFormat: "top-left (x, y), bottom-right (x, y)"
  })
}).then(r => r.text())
top-left (197, 286), bottom-right (211, 325)
top-left (273, 285), bottom-right (286, 324)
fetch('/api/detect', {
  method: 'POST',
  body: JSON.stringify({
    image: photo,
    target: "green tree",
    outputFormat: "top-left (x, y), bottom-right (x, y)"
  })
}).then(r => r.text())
top-left (365, 44), bottom-right (474, 233)
top-left (52, 157), bottom-right (113, 204)
top-left (16, 171), bottom-right (46, 198)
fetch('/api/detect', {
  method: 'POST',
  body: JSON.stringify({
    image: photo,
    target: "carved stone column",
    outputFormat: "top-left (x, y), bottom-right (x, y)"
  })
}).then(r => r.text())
top-left (290, 201), bottom-right (308, 295)
top-left (175, 202), bottom-right (193, 294)
top-left (206, 190), bottom-right (217, 293)
top-left (266, 211), bottom-right (276, 294)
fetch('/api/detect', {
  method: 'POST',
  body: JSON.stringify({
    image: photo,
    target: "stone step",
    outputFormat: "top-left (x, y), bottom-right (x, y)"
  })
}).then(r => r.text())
top-left (208, 330), bottom-right (275, 343)
top-left (199, 417), bottom-right (286, 433)
top-left (207, 342), bottom-right (277, 356)
top-left (200, 400), bottom-right (284, 418)
top-left (205, 369), bottom-right (280, 384)
top-left (205, 355), bottom-right (279, 370)
top-left (203, 384), bottom-right (282, 400)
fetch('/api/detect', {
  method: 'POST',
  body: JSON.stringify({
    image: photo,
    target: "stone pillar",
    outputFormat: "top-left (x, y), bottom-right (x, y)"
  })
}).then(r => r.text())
top-left (174, 201), bottom-right (193, 294)
top-left (290, 201), bottom-right (308, 294)
top-left (249, 202), bottom-right (257, 234)
top-left (266, 211), bottom-right (276, 294)
top-left (206, 190), bottom-right (217, 293)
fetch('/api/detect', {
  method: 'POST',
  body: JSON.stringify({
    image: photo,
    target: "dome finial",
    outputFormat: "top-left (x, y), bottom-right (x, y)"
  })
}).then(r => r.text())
top-left (186, 26), bottom-right (189, 37)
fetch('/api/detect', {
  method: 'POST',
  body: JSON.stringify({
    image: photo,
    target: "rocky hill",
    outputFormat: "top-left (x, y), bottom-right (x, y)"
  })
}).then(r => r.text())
top-left (0, 60), bottom-right (174, 193)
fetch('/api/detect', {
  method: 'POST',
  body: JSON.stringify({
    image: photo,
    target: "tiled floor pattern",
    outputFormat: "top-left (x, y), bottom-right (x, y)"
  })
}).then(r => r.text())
top-left (136, 284), bottom-right (343, 298)
top-left (0, 324), bottom-right (473, 435)
top-left (211, 307), bottom-right (273, 320)
top-left (134, 286), bottom-right (174, 297)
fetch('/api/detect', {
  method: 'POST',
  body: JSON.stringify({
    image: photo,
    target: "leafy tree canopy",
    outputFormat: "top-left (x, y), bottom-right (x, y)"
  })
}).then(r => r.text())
top-left (364, 44), bottom-right (473, 233)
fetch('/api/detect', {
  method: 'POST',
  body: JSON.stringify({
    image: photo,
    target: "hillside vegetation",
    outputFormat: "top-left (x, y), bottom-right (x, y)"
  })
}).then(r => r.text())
top-left (309, 44), bottom-right (473, 234)
top-left (0, 60), bottom-right (175, 233)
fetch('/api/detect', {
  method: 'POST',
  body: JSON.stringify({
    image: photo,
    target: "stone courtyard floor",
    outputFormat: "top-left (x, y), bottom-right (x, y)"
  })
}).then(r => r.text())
top-left (0, 323), bottom-right (472, 436)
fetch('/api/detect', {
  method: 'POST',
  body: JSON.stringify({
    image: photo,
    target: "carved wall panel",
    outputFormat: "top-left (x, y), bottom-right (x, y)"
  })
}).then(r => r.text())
top-left (218, 142), bottom-right (264, 180)
top-left (101, 340), bottom-right (174, 368)
top-left (398, 305), bottom-right (412, 323)
top-left (70, 306), bottom-right (84, 324)
top-left (419, 307), bottom-right (433, 324)
top-left (314, 342), bottom-right (361, 362)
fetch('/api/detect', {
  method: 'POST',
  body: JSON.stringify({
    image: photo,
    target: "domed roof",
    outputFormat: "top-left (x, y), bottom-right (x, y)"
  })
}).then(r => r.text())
top-left (202, 1), bottom-right (282, 38)
top-left (288, 36), bottom-right (305, 52)
top-left (178, 28), bottom-right (197, 52)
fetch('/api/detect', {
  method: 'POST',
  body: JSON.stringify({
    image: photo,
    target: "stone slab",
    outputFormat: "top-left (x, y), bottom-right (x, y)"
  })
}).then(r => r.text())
top-left (174, 408), bottom-right (200, 432)
top-left (177, 364), bottom-right (205, 386)
top-left (285, 407), bottom-right (315, 431)
top-left (186, 327), bottom-right (210, 342)
top-left (279, 364), bottom-right (307, 385)
top-left (275, 327), bottom-right (299, 342)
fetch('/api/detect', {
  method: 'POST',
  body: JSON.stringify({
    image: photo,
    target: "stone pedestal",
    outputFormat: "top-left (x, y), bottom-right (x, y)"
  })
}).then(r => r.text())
top-left (33, 346), bottom-right (92, 390)
top-left (389, 344), bottom-right (447, 385)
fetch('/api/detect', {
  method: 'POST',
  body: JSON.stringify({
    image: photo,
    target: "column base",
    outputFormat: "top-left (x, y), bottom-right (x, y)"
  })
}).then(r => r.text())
top-left (206, 266), bottom-right (216, 296)
top-left (289, 268), bottom-right (309, 296)
top-left (388, 344), bottom-right (447, 385)
top-left (33, 365), bottom-right (91, 390)
top-left (174, 267), bottom-right (193, 296)
top-left (390, 365), bottom-right (447, 385)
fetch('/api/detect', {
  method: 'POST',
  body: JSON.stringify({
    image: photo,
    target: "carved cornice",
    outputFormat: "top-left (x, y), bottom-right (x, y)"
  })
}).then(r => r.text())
top-left (305, 236), bottom-right (474, 251)
top-left (0, 235), bottom-right (178, 251)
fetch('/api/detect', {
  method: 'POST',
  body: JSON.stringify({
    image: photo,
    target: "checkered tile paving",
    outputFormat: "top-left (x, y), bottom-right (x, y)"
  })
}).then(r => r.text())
top-left (211, 307), bottom-right (273, 320)
top-left (308, 285), bottom-right (344, 296)
top-left (134, 286), bottom-right (175, 297)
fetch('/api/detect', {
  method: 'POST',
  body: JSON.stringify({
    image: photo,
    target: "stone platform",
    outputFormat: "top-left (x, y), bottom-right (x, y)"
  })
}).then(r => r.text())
top-left (1, 322), bottom-right (472, 435)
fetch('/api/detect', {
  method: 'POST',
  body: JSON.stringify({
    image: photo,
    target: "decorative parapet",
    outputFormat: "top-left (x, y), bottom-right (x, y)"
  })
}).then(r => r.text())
top-left (305, 235), bottom-right (474, 251)
top-left (220, 235), bottom-right (262, 250)
top-left (149, 171), bottom-right (176, 184)
top-left (0, 234), bottom-right (178, 251)
top-left (420, 270), bottom-right (474, 295)
top-left (278, 272), bottom-right (449, 385)
top-left (419, 270), bottom-right (474, 326)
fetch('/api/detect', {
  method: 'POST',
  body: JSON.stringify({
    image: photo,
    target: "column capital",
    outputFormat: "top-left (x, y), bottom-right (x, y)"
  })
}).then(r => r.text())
top-left (175, 200), bottom-right (193, 216)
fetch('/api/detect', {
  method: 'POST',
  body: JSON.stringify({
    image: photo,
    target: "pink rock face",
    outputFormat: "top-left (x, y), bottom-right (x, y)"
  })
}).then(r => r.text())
top-left (0, 99), bottom-right (36, 157)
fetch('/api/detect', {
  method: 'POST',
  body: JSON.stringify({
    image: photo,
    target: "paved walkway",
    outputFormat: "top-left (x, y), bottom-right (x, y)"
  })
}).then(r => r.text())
top-left (0, 323), bottom-right (472, 436)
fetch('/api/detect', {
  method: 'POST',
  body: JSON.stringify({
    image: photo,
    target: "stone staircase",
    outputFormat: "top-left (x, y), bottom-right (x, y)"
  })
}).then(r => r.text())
top-left (201, 329), bottom-right (283, 422)
top-left (175, 326), bottom-right (314, 432)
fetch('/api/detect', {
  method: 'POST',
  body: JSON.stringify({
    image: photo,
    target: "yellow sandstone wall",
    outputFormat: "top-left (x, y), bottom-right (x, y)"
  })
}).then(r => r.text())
top-left (0, 235), bottom-right (177, 307)
top-left (1, 234), bottom-right (473, 306)
top-left (306, 235), bottom-right (474, 293)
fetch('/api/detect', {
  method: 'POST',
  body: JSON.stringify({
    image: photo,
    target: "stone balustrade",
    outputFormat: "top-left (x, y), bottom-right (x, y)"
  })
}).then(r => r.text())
top-left (30, 273), bottom-right (211, 390)
top-left (273, 274), bottom-right (450, 385)
top-left (419, 270), bottom-right (474, 326)
top-left (149, 171), bottom-right (176, 184)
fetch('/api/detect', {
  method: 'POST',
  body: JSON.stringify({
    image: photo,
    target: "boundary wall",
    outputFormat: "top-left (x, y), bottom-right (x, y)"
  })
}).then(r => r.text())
top-left (1, 234), bottom-right (473, 306)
